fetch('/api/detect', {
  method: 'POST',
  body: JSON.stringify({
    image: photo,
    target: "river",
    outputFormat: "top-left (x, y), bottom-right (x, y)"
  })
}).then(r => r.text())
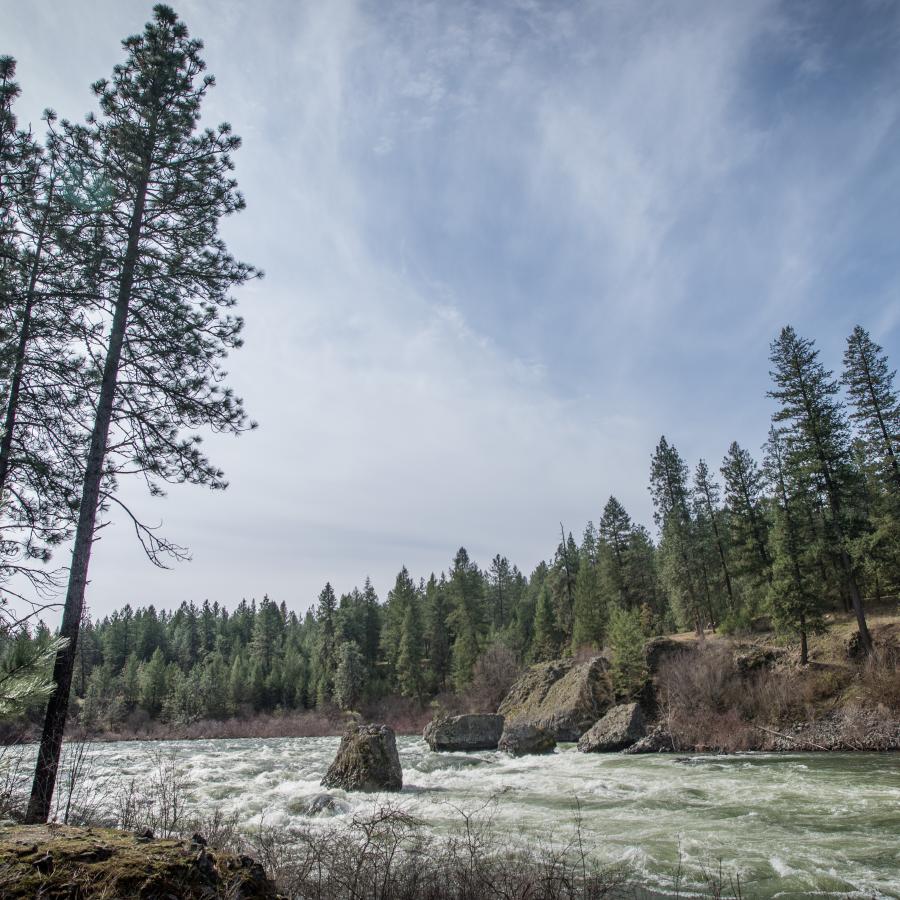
top-left (6, 737), bottom-right (899, 898)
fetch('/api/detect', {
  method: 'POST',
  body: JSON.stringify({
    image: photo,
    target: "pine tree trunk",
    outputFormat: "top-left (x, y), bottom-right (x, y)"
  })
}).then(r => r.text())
top-left (799, 615), bottom-right (808, 665)
top-left (0, 189), bottom-right (53, 499)
top-left (839, 548), bottom-right (874, 655)
top-left (25, 173), bottom-right (148, 824)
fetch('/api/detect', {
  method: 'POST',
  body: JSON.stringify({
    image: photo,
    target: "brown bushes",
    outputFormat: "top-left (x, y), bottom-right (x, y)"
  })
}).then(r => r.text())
top-left (857, 646), bottom-right (900, 711)
top-left (464, 644), bottom-right (522, 714)
top-left (657, 636), bottom-right (899, 751)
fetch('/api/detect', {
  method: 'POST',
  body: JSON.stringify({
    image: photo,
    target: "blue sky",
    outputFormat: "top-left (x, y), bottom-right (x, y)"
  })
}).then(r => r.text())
top-left (5, 0), bottom-right (900, 620)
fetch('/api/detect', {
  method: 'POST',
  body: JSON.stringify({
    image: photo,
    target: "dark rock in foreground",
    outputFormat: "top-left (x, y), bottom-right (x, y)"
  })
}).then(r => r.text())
top-left (622, 725), bottom-right (676, 754)
top-left (321, 723), bottom-right (402, 792)
top-left (498, 656), bottom-right (612, 741)
top-left (498, 722), bottom-right (556, 756)
top-left (0, 825), bottom-right (281, 899)
top-left (423, 714), bottom-right (504, 751)
top-left (577, 702), bottom-right (646, 753)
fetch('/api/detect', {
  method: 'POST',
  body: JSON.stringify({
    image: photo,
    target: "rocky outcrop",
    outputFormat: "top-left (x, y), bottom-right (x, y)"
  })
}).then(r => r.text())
top-left (733, 645), bottom-right (786, 674)
top-left (423, 714), bottom-right (504, 751)
top-left (498, 722), bottom-right (556, 756)
top-left (498, 656), bottom-right (613, 741)
top-left (622, 724), bottom-right (676, 754)
top-left (0, 825), bottom-right (281, 899)
top-left (577, 702), bottom-right (646, 753)
top-left (321, 723), bottom-right (402, 792)
top-left (644, 637), bottom-right (696, 674)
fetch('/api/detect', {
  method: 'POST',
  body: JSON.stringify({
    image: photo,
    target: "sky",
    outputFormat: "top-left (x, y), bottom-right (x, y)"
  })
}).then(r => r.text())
top-left (5, 0), bottom-right (900, 622)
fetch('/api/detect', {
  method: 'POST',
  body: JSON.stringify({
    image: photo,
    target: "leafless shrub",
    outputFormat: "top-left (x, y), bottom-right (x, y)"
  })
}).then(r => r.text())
top-left (51, 739), bottom-right (117, 826)
top-left (858, 646), bottom-right (900, 711)
top-left (234, 798), bottom-right (632, 900)
top-left (465, 643), bottom-right (522, 714)
top-left (113, 748), bottom-right (187, 837)
top-left (0, 744), bottom-right (28, 821)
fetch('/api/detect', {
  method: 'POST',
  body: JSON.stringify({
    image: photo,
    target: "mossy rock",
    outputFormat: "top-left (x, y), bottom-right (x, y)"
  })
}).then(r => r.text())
top-left (498, 657), bottom-right (613, 742)
top-left (321, 723), bottom-right (402, 792)
top-left (0, 825), bottom-right (281, 899)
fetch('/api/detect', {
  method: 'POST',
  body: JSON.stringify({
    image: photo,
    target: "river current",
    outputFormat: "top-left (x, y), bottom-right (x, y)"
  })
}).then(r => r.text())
top-left (9, 738), bottom-right (899, 898)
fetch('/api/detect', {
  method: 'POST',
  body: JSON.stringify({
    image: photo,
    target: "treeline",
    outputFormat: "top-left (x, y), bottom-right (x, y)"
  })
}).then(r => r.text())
top-left (6, 320), bottom-right (896, 732)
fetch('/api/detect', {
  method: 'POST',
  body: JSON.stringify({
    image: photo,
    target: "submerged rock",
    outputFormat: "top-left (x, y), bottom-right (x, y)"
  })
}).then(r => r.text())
top-left (423, 714), bottom-right (504, 751)
top-left (321, 723), bottom-right (403, 792)
top-left (302, 793), bottom-right (352, 816)
top-left (498, 722), bottom-right (556, 756)
top-left (577, 702), bottom-right (646, 753)
top-left (622, 725), bottom-right (676, 754)
top-left (0, 825), bottom-right (281, 899)
top-left (498, 656), bottom-right (613, 741)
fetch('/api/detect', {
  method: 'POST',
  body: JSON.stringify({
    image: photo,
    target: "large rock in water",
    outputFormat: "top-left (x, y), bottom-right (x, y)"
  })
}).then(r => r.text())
top-left (423, 714), bottom-right (504, 751)
top-left (622, 725), bottom-right (676, 754)
top-left (321, 723), bottom-right (403, 792)
top-left (498, 722), bottom-right (556, 756)
top-left (577, 702), bottom-right (646, 753)
top-left (498, 656), bottom-right (613, 742)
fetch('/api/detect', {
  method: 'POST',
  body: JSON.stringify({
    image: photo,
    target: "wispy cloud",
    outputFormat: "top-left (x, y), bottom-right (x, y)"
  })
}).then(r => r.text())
top-left (4, 0), bottom-right (900, 616)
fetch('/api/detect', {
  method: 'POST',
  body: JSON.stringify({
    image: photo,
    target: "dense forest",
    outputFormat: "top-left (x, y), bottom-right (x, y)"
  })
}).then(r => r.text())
top-left (5, 319), bottom-right (900, 733)
top-left (1, 8), bottom-right (899, 744)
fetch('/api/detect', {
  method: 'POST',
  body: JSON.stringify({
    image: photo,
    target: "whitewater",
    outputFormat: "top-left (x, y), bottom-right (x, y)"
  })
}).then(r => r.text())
top-left (7, 738), bottom-right (899, 898)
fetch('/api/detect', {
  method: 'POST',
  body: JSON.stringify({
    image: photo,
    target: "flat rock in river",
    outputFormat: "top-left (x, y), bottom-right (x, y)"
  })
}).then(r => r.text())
top-left (577, 702), bottom-right (646, 753)
top-left (423, 714), bottom-right (504, 751)
top-left (498, 722), bottom-right (556, 756)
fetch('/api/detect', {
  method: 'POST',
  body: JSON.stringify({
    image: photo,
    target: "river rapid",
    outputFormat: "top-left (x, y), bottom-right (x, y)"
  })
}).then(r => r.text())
top-left (8, 737), bottom-right (899, 898)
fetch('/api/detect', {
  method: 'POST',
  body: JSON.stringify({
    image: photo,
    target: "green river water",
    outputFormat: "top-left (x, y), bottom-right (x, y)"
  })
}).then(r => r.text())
top-left (7, 738), bottom-right (899, 898)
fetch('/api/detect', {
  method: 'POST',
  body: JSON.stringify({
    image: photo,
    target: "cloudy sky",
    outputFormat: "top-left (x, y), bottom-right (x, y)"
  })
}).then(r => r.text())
top-left (5, 0), bottom-right (900, 621)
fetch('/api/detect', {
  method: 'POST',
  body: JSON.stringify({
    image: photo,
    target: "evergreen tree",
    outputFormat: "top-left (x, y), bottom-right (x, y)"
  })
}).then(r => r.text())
top-left (333, 640), bottom-right (364, 711)
top-left (425, 574), bottom-right (451, 691)
top-left (843, 325), bottom-right (900, 495)
top-left (448, 548), bottom-right (483, 690)
top-left (768, 325), bottom-right (872, 654)
top-left (607, 606), bottom-right (647, 699)
top-left (692, 459), bottom-right (735, 613)
top-left (487, 554), bottom-right (512, 630)
top-left (314, 583), bottom-right (338, 706)
top-left (397, 590), bottom-right (425, 701)
top-left (598, 497), bottom-right (633, 607)
top-left (28, 6), bottom-right (258, 822)
top-left (720, 441), bottom-right (771, 591)
top-left (531, 584), bottom-right (562, 661)
top-left (550, 527), bottom-right (579, 640)
top-left (571, 523), bottom-right (605, 651)
top-left (650, 437), bottom-right (704, 633)
top-left (360, 578), bottom-right (381, 675)
top-left (764, 427), bottom-right (823, 663)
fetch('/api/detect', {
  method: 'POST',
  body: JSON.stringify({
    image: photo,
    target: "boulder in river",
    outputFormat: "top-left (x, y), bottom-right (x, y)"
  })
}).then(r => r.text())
top-left (302, 793), bottom-right (352, 816)
top-left (622, 724), bottom-right (676, 754)
top-left (423, 714), bottom-right (504, 751)
top-left (498, 656), bottom-right (612, 741)
top-left (498, 722), bottom-right (556, 756)
top-left (577, 702), bottom-right (646, 753)
top-left (321, 723), bottom-right (403, 792)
